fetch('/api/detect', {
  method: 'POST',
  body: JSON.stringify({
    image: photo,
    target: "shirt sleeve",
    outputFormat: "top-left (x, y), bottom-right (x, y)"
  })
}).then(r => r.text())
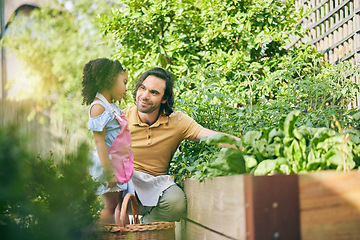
top-left (88, 102), bottom-right (114, 132)
top-left (176, 111), bottom-right (204, 141)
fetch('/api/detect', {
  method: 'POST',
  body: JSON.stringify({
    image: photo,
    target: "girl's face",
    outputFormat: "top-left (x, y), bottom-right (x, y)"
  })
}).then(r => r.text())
top-left (110, 71), bottom-right (128, 101)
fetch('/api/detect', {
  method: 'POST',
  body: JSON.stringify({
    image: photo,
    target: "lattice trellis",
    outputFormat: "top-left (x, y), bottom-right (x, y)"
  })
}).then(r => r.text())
top-left (292, 0), bottom-right (360, 108)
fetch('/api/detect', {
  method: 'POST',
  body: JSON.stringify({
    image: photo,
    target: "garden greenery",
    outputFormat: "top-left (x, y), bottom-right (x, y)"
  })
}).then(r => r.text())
top-left (195, 110), bottom-right (360, 180)
top-left (2, 0), bottom-right (360, 188)
top-left (0, 123), bottom-right (101, 240)
top-left (1, 0), bottom-right (118, 132)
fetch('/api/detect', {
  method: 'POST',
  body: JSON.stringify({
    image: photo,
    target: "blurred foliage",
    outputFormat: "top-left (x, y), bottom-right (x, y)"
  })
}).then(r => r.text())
top-left (0, 122), bottom-right (102, 240)
top-left (1, 0), bottom-right (120, 134)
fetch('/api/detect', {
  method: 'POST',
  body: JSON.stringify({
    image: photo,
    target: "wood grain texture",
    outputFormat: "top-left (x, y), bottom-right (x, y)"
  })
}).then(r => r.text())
top-left (299, 170), bottom-right (360, 240)
top-left (184, 175), bottom-right (247, 240)
top-left (183, 171), bottom-right (360, 240)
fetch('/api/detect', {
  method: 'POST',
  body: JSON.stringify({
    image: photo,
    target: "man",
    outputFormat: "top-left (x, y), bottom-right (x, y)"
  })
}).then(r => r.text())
top-left (123, 67), bottom-right (235, 223)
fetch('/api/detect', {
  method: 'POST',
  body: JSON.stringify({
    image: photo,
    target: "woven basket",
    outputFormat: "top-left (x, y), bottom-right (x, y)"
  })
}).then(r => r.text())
top-left (101, 193), bottom-right (175, 240)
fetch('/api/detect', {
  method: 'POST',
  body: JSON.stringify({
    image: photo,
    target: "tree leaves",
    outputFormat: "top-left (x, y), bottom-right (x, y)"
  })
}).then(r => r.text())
top-left (2, 0), bottom-right (116, 130)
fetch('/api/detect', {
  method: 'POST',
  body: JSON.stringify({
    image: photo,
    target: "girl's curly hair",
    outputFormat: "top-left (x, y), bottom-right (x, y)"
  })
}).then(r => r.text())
top-left (81, 58), bottom-right (126, 105)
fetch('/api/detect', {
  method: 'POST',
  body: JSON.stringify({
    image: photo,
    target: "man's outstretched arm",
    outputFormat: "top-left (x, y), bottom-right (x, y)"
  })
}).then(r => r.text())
top-left (193, 128), bottom-right (240, 149)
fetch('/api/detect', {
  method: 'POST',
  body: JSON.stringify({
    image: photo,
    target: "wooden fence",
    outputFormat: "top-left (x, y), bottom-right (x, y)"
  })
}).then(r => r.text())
top-left (0, 99), bottom-right (88, 159)
top-left (293, 0), bottom-right (360, 108)
top-left (0, 100), bottom-right (50, 156)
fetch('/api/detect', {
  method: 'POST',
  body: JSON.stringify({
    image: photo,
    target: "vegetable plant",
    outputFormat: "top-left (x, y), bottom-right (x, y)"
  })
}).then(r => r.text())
top-left (194, 110), bottom-right (360, 180)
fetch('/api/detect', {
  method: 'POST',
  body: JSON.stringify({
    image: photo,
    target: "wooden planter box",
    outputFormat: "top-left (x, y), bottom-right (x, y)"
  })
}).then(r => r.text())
top-left (182, 171), bottom-right (360, 240)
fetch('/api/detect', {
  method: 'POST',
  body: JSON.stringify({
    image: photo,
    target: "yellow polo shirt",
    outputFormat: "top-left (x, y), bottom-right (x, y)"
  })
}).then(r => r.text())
top-left (123, 105), bottom-right (203, 176)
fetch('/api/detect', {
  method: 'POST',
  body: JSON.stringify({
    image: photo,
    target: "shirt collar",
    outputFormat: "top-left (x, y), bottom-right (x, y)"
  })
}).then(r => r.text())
top-left (151, 112), bottom-right (169, 127)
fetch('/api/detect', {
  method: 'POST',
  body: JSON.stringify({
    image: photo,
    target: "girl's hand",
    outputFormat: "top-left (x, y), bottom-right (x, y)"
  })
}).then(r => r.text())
top-left (106, 175), bottom-right (118, 188)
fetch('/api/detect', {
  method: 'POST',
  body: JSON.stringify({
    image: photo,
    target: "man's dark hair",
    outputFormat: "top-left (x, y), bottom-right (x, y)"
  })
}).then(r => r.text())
top-left (133, 67), bottom-right (174, 116)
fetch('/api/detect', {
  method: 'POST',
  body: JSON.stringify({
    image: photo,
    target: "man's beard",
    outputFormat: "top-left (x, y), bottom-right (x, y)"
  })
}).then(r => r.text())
top-left (136, 99), bottom-right (162, 114)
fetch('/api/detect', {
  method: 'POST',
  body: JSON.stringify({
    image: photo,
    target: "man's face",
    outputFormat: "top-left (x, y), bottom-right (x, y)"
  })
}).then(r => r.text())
top-left (136, 75), bottom-right (167, 114)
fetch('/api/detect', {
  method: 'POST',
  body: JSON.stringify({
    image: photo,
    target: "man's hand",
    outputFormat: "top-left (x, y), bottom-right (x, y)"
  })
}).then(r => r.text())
top-left (194, 128), bottom-right (242, 150)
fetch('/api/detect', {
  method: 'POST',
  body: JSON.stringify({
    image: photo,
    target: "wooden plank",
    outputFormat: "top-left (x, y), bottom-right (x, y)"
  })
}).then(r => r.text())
top-left (183, 220), bottom-right (234, 240)
top-left (184, 175), bottom-right (247, 240)
top-left (325, 1), bottom-right (330, 51)
top-left (244, 174), bottom-right (300, 240)
top-left (184, 171), bottom-right (360, 240)
top-left (355, 2), bottom-right (360, 69)
top-left (299, 171), bottom-right (360, 240)
top-left (184, 175), bottom-right (300, 240)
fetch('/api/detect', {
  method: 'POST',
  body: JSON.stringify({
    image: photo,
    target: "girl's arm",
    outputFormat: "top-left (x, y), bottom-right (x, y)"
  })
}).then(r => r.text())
top-left (93, 130), bottom-right (117, 188)
top-left (91, 104), bottom-right (117, 188)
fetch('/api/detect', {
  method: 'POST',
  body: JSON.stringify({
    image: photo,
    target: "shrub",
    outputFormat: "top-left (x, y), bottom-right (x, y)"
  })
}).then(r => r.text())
top-left (0, 123), bottom-right (101, 240)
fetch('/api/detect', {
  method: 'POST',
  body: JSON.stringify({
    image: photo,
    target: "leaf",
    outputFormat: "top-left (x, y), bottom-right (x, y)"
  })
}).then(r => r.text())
top-left (344, 129), bottom-right (360, 145)
top-left (310, 128), bottom-right (337, 148)
top-left (224, 148), bottom-right (246, 174)
top-left (202, 133), bottom-right (240, 147)
top-left (272, 138), bottom-right (284, 157)
top-left (186, 166), bottom-right (196, 172)
top-left (283, 110), bottom-right (300, 138)
top-left (325, 149), bottom-right (343, 167)
top-left (268, 128), bottom-right (284, 144)
top-left (284, 139), bottom-right (304, 162)
top-left (254, 160), bottom-right (277, 175)
top-left (352, 111), bottom-right (360, 121)
top-left (243, 130), bottom-right (262, 145)
top-left (354, 144), bottom-right (360, 156)
top-left (298, 126), bottom-right (316, 142)
top-left (204, 149), bottom-right (234, 176)
top-left (255, 138), bottom-right (275, 159)
top-left (279, 164), bottom-right (291, 174)
top-left (307, 149), bottom-right (322, 167)
top-left (244, 155), bottom-right (258, 170)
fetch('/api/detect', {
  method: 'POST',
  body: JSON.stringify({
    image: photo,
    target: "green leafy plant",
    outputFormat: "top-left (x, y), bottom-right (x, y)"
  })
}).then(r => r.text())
top-left (5, 0), bottom-right (360, 188)
top-left (236, 48), bottom-right (360, 132)
top-left (170, 58), bottom-right (359, 186)
top-left (194, 110), bottom-right (360, 180)
top-left (0, 123), bottom-right (101, 240)
top-left (100, 0), bottom-right (304, 79)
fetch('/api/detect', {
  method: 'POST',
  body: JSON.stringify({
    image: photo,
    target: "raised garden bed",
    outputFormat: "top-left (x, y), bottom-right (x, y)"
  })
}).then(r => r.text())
top-left (182, 170), bottom-right (360, 240)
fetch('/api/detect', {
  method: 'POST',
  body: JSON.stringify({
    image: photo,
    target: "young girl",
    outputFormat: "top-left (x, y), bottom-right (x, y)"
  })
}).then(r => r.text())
top-left (81, 58), bottom-right (134, 225)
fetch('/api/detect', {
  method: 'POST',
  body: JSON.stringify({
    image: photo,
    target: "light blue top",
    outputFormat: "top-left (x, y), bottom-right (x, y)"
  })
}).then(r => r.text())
top-left (88, 100), bottom-right (122, 148)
